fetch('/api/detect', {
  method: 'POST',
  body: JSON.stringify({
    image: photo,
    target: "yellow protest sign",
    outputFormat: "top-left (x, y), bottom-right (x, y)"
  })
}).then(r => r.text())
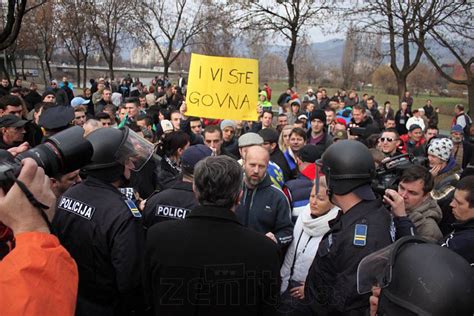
top-left (185, 53), bottom-right (259, 121)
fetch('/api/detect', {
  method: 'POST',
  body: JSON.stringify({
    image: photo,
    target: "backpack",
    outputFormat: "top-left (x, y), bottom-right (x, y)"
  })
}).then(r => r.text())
top-left (463, 113), bottom-right (472, 136)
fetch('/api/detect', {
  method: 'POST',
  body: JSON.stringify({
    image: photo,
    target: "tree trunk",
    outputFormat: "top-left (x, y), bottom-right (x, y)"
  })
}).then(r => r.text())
top-left (45, 59), bottom-right (52, 81)
top-left (468, 81), bottom-right (474, 116)
top-left (163, 60), bottom-right (169, 77)
top-left (21, 57), bottom-right (26, 80)
top-left (39, 59), bottom-right (47, 86)
top-left (0, 57), bottom-right (10, 81)
top-left (11, 54), bottom-right (17, 77)
top-left (286, 34), bottom-right (297, 88)
top-left (76, 60), bottom-right (81, 89)
top-left (107, 54), bottom-right (114, 80)
top-left (82, 54), bottom-right (88, 88)
top-left (396, 75), bottom-right (407, 105)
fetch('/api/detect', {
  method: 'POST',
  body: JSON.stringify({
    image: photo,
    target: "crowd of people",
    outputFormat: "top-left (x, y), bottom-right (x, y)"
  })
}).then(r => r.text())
top-left (0, 75), bottom-right (473, 315)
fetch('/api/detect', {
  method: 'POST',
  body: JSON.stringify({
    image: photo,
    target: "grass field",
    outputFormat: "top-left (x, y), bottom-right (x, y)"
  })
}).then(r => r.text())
top-left (265, 80), bottom-right (468, 132)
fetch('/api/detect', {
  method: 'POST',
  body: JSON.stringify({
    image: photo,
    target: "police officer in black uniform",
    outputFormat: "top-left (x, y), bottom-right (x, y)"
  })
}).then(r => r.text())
top-left (53, 127), bottom-right (154, 316)
top-left (143, 144), bottom-right (212, 230)
top-left (304, 140), bottom-right (393, 315)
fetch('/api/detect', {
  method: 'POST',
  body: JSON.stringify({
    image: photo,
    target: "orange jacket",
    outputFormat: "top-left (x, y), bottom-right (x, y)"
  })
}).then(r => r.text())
top-left (0, 232), bottom-right (78, 316)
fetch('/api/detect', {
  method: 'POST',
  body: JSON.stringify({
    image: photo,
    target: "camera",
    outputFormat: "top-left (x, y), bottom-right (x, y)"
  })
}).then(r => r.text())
top-left (348, 126), bottom-right (367, 138)
top-left (371, 153), bottom-right (427, 195)
top-left (0, 126), bottom-right (93, 187)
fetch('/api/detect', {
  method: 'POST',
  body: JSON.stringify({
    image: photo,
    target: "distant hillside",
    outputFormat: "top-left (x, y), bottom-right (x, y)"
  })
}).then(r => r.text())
top-left (124, 38), bottom-right (468, 66)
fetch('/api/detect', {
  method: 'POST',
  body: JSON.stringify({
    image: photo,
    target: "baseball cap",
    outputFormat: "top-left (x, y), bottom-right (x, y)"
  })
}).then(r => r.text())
top-left (181, 144), bottom-right (213, 174)
top-left (451, 124), bottom-right (464, 134)
top-left (238, 132), bottom-right (263, 148)
top-left (290, 99), bottom-right (301, 107)
top-left (297, 114), bottom-right (307, 120)
top-left (71, 97), bottom-right (90, 108)
top-left (0, 114), bottom-right (28, 128)
top-left (408, 124), bottom-right (422, 132)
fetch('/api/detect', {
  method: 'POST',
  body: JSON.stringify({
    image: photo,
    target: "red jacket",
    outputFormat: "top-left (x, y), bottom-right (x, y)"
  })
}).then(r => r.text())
top-left (400, 134), bottom-right (425, 154)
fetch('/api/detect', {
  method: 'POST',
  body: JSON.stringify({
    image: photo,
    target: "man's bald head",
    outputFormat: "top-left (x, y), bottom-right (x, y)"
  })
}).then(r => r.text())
top-left (245, 145), bottom-right (269, 164)
top-left (243, 146), bottom-right (269, 189)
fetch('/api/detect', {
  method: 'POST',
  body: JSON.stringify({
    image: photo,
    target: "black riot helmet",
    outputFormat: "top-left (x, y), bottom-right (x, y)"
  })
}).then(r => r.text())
top-left (357, 236), bottom-right (474, 316)
top-left (84, 126), bottom-right (154, 172)
top-left (317, 140), bottom-right (375, 195)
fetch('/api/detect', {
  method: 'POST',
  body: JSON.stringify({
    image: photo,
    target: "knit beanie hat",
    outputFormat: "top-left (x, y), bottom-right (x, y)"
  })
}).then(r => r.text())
top-left (309, 109), bottom-right (327, 124)
top-left (427, 138), bottom-right (453, 162)
top-left (220, 120), bottom-right (236, 131)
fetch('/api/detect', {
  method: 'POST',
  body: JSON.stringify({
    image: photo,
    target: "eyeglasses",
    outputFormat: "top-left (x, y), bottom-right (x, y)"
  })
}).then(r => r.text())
top-left (379, 137), bottom-right (397, 142)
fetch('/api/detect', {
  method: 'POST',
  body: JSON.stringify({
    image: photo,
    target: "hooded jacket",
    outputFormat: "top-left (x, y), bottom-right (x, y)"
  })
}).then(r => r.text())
top-left (235, 174), bottom-right (294, 247)
top-left (407, 196), bottom-right (443, 242)
top-left (258, 90), bottom-right (272, 108)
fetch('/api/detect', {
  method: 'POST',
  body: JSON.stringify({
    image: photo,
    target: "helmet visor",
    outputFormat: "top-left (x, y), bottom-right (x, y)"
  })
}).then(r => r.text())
top-left (357, 244), bottom-right (394, 294)
top-left (116, 128), bottom-right (154, 171)
top-left (357, 236), bottom-right (427, 295)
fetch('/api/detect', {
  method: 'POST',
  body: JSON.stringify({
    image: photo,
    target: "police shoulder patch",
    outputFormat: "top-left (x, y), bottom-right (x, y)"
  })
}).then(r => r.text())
top-left (353, 224), bottom-right (367, 247)
top-left (125, 199), bottom-right (142, 218)
top-left (58, 196), bottom-right (96, 220)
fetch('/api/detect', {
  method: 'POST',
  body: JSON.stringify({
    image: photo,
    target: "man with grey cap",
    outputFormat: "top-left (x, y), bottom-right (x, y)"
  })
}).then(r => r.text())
top-left (0, 114), bottom-right (28, 149)
top-left (238, 132), bottom-right (285, 189)
top-left (143, 144), bottom-right (212, 230)
top-left (220, 119), bottom-right (239, 158)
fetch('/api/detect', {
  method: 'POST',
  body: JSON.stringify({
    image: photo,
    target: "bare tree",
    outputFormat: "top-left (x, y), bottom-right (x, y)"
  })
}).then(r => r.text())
top-left (347, 1), bottom-right (456, 104)
top-left (407, 63), bottom-right (437, 95)
top-left (410, 1), bottom-right (473, 114)
top-left (341, 25), bottom-right (383, 89)
top-left (57, 0), bottom-right (95, 88)
top-left (341, 26), bottom-right (358, 89)
top-left (193, 1), bottom-right (236, 57)
top-left (372, 64), bottom-right (397, 94)
top-left (0, 0), bottom-right (46, 79)
top-left (239, 0), bottom-right (329, 88)
top-left (294, 35), bottom-right (317, 86)
top-left (90, 0), bottom-right (134, 80)
top-left (260, 53), bottom-right (287, 81)
top-left (19, 1), bottom-right (57, 84)
top-left (135, 0), bottom-right (209, 76)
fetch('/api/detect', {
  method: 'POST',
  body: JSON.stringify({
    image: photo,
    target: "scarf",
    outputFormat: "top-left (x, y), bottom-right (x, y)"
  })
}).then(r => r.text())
top-left (300, 205), bottom-right (339, 237)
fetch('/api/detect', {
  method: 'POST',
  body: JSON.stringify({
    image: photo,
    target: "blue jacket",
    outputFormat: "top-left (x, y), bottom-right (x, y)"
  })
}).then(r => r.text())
top-left (236, 175), bottom-right (294, 247)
